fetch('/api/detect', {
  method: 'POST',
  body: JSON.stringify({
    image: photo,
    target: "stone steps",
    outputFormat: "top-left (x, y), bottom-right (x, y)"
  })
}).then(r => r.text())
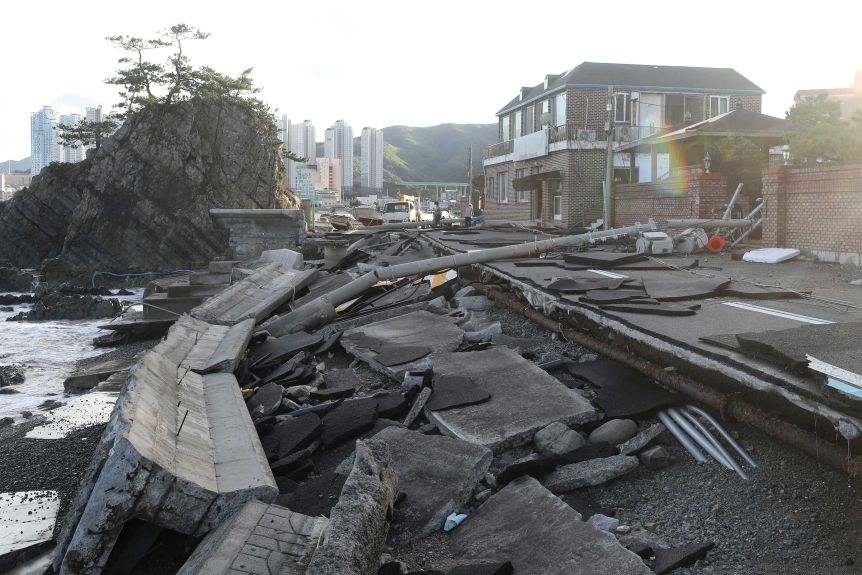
top-left (142, 293), bottom-right (207, 320)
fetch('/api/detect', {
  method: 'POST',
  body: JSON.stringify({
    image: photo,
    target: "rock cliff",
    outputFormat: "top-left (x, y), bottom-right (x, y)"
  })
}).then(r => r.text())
top-left (0, 98), bottom-right (298, 276)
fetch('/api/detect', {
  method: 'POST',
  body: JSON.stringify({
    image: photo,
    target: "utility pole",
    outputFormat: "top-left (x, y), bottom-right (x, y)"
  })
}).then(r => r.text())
top-left (604, 85), bottom-right (614, 230)
top-left (468, 145), bottom-right (473, 210)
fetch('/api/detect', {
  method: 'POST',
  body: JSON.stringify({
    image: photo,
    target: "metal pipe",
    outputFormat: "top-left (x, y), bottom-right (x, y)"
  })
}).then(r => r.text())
top-left (480, 285), bottom-right (862, 477)
top-left (658, 410), bottom-right (707, 463)
top-left (267, 221), bottom-right (659, 335)
top-left (730, 217), bottom-right (764, 248)
top-left (721, 183), bottom-right (744, 221)
top-left (685, 404), bottom-right (757, 468)
top-left (679, 408), bottom-right (749, 479)
top-left (667, 408), bottom-right (736, 471)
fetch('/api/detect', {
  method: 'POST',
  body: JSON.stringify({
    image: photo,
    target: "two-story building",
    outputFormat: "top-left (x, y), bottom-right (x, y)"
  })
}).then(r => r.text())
top-left (483, 62), bottom-right (764, 227)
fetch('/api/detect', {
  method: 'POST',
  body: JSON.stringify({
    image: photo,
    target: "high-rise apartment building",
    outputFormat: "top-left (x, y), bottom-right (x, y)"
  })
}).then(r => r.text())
top-left (278, 116), bottom-right (317, 189)
top-left (324, 120), bottom-right (353, 195)
top-left (360, 127), bottom-right (384, 193)
top-left (30, 106), bottom-right (61, 176)
top-left (59, 113), bottom-right (84, 163)
top-left (314, 157), bottom-right (342, 201)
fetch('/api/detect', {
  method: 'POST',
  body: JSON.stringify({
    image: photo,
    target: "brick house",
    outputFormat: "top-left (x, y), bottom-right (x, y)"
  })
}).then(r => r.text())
top-left (483, 62), bottom-right (764, 227)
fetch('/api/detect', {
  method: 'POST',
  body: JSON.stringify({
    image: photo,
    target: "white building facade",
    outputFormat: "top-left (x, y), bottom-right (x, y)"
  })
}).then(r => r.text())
top-left (324, 120), bottom-right (353, 194)
top-left (360, 127), bottom-right (383, 193)
top-left (30, 106), bottom-right (61, 176)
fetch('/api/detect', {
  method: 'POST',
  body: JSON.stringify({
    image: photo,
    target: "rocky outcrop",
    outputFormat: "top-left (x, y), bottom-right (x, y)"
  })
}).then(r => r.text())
top-left (7, 291), bottom-right (122, 321)
top-left (0, 267), bottom-right (36, 292)
top-left (0, 163), bottom-right (89, 268)
top-left (0, 98), bottom-right (298, 276)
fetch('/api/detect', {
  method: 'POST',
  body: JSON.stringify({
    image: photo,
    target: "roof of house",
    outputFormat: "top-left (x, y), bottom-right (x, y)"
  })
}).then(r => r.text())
top-left (497, 62), bottom-right (765, 116)
top-left (619, 109), bottom-right (788, 151)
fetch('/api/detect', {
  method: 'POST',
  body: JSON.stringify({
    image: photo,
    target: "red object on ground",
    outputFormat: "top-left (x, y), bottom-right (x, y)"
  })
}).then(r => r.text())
top-left (706, 235), bottom-right (726, 253)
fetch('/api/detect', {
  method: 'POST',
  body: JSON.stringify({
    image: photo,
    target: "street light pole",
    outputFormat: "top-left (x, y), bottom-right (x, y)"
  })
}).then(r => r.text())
top-left (604, 85), bottom-right (615, 230)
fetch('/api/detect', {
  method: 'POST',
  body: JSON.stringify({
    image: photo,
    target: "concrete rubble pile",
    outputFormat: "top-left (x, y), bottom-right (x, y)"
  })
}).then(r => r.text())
top-left (42, 217), bottom-right (862, 575)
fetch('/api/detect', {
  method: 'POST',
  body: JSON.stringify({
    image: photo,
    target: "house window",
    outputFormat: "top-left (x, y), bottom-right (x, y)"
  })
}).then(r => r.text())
top-left (525, 105), bottom-right (535, 133)
top-left (498, 172), bottom-right (508, 203)
top-left (501, 115), bottom-right (510, 140)
top-left (513, 110), bottom-right (522, 138)
top-left (614, 93), bottom-right (631, 124)
top-left (710, 96), bottom-right (729, 117)
top-left (515, 168), bottom-right (528, 202)
top-left (553, 194), bottom-right (562, 220)
top-left (487, 176), bottom-right (494, 200)
top-left (554, 93), bottom-right (566, 126)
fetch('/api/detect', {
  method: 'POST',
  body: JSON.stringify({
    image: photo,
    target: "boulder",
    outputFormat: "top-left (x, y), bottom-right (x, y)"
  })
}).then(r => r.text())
top-left (639, 446), bottom-right (673, 469)
top-left (0, 267), bottom-right (35, 292)
top-left (588, 419), bottom-right (638, 445)
top-left (7, 291), bottom-right (122, 321)
top-left (0, 365), bottom-right (25, 387)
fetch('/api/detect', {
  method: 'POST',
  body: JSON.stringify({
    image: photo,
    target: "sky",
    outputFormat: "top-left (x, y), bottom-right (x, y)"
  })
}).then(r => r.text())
top-left (2, 0), bottom-right (860, 162)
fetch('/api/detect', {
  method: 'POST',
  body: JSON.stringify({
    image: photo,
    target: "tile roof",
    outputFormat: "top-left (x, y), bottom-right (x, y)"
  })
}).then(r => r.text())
top-left (498, 62), bottom-right (764, 116)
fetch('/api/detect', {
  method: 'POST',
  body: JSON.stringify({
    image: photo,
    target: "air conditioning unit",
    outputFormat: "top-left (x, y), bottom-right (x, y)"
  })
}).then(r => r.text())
top-left (576, 129), bottom-right (596, 142)
top-left (616, 125), bottom-right (632, 143)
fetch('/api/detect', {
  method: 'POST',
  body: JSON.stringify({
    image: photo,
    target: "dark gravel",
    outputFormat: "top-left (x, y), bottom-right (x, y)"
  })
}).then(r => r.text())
top-left (0, 416), bottom-right (105, 538)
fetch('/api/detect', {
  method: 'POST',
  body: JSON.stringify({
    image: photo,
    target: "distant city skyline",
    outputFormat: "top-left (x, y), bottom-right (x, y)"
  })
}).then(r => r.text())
top-left (2, 0), bottom-right (861, 161)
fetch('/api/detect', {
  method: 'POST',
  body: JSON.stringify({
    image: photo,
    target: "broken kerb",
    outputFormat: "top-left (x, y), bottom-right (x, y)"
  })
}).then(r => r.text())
top-left (53, 317), bottom-right (278, 575)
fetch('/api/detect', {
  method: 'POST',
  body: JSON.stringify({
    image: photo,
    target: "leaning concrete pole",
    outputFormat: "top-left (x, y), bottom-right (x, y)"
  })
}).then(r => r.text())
top-left (267, 221), bottom-right (658, 335)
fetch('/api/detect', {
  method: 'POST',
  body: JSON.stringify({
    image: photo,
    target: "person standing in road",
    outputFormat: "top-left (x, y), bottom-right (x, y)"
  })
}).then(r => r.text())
top-left (432, 201), bottom-right (442, 228)
top-left (464, 203), bottom-right (474, 228)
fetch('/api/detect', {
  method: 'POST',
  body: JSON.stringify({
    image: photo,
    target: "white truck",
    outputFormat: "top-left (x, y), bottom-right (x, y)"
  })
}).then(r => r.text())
top-left (381, 197), bottom-right (421, 223)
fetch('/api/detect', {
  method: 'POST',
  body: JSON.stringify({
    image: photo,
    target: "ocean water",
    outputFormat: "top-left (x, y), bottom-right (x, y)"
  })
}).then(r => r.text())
top-left (0, 291), bottom-right (143, 423)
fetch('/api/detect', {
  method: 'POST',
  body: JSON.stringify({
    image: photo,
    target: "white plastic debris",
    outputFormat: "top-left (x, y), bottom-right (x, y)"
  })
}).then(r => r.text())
top-left (443, 512), bottom-right (468, 532)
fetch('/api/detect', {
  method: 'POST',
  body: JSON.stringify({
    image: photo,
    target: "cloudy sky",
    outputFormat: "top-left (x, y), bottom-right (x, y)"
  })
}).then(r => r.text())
top-left (2, 0), bottom-right (859, 162)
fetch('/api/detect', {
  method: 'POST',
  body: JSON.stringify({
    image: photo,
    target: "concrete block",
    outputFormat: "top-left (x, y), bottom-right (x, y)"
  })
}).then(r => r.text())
top-left (259, 249), bottom-right (304, 270)
top-left (541, 454), bottom-right (639, 493)
top-left (452, 476), bottom-right (652, 574)
top-left (176, 500), bottom-right (327, 575)
top-left (371, 427), bottom-right (492, 543)
top-left (63, 356), bottom-right (137, 391)
top-left (190, 272), bottom-right (233, 286)
top-left (534, 422), bottom-right (586, 457)
top-left (210, 209), bottom-right (306, 261)
top-left (209, 260), bottom-right (240, 275)
top-left (427, 348), bottom-right (598, 453)
top-left (305, 439), bottom-right (397, 575)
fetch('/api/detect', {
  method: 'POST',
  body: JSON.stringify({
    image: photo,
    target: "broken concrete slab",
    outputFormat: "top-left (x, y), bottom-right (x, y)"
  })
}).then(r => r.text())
top-left (63, 356), bottom-right (137, 391)
top-left (320, 398), bottom-right (378, 447)
top-left (247, 383), bottom-right (285, 420)
top-left (305, 439), bottom-right (397, 575)
top-left (260, 413), bottom-right (321, 461)
top-left (452, 476), bottom-right (652, 574)
top-left (259, 248), bottom-right (304, 270)
top-left (652, 542), bottom-right (715, 574)
top-left (426, 376), bottom-right (490, 412)
top-left (547, 277), bottom-right (626, 293)
top-left (562, 252), bottom-right (648, 267)
top-left (53, 330), bottom-right (278, 575)
top-left (567, 359), bottom-right (681, 418)
top-left (192, 264), bottom-right (318, 326)
top-left (559, 491), bottom-right (613, 521)
top-left (541, 454), bottom-right (639, 493)
top-left (176, 500), bottom-right (327, 575)
top-left (403, 387), bottom-right (432, 428)
top-left (448, 562), bottom-right (514, 575)
top-left (579, 288), bottom-right (649, 304)
top-left (641, 276), bottom-right (730, 301)
top-left (147, 314), bottom-right (254, 375)
top-left (248, 331), bottom-right (324, 366)
top-left (371, 427), bottom-right (492, 544)
top-left (374, 346), bottom-right (432, 367)
top-left (285, 472), bottom-right (348, 518)
top-left (427, 347), bottom-right (597, 452)
top-left (617, 422), bottom-right (667, 455)
top-left (534, 422), bottom-right (586, 457)
top-left (598, 302), bottom-right (698, 316)
top-left (291, 273), bottom-right (354, 311)
top-left (341, 311), bottom-right (464, 379)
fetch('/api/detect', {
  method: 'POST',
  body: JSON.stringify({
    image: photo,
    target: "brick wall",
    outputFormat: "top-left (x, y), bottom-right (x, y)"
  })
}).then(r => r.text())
top-left (613, 167), bottom-right (728, 226)
top-left (762, 164), bottom-right (862, 265)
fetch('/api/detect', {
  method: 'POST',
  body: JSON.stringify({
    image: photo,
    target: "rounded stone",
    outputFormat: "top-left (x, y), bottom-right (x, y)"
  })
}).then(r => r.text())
top-left (534, 421), bottom-right (586, 457)
top-left (588, 419), bottom-right (638, 445)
